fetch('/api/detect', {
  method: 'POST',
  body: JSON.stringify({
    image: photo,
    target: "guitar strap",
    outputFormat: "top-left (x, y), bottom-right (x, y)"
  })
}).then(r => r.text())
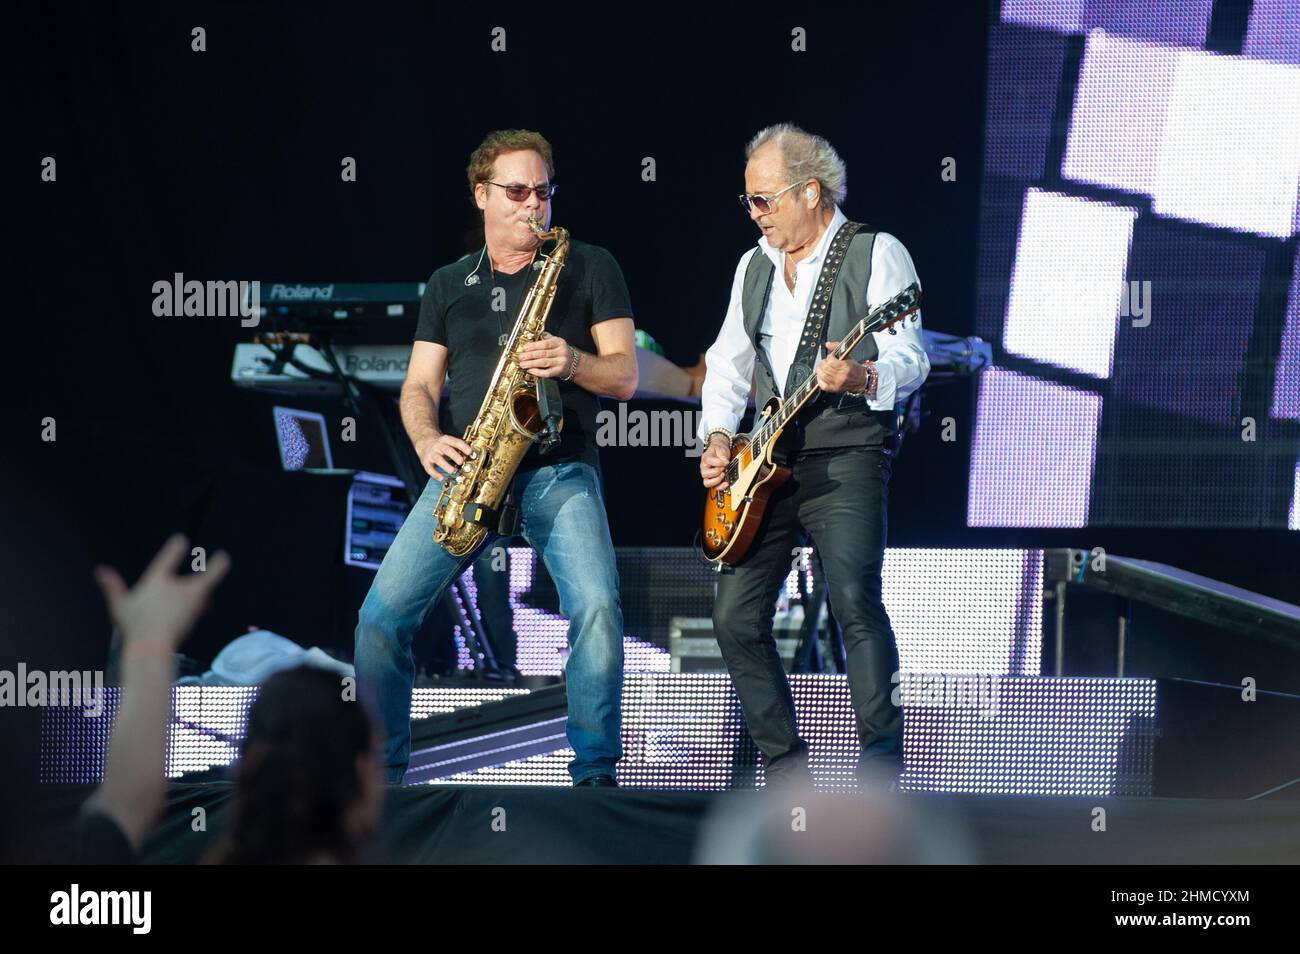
top-left (781, 220), bottom-right (864, 397)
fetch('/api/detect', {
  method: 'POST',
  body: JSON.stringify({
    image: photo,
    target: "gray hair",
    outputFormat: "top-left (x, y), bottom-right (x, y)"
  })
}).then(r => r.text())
top-left (745, 124), bottom-right (847, 210)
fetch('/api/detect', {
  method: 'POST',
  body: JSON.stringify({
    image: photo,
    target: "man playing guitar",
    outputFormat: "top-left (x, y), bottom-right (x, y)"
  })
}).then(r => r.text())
top-left (698, 124), bottom-right (929, 789)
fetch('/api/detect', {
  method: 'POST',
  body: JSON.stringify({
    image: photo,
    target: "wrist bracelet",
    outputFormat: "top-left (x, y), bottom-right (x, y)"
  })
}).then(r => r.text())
top-left (847, 362), bottom-right (877, 398)
top-left (705, 427), bottom-right (735, 447)
top-left (561, 346), bottom-right (580, 382)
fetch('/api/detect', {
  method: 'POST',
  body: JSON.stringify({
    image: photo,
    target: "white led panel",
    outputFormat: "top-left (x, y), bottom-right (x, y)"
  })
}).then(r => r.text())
top-left (441, 673), bottom-right (1159, 796)
top-left (1003, 189), bottom-right (1138, 378)
top-left (42, 674), bottom-right (1159, 797)
top-left (1290, 456), bottom-right (1300, 531)
top-left (1063, 31), bottom-right (1181, 196)
top-left (880, 548), bottom-right (1043, 674)
top-left (1153, 49), bottom-right (1300, 238)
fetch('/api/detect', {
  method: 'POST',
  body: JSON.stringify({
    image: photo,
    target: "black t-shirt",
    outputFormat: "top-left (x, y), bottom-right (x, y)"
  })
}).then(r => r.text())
top-left (415, 239), bottom-right (633, 471)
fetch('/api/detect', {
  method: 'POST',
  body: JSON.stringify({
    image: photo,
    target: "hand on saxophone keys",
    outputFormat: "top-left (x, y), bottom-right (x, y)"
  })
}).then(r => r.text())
top-left (517, 332), bottom-right (573, 379)
top-left (416, 433), bottom-right (475, 480)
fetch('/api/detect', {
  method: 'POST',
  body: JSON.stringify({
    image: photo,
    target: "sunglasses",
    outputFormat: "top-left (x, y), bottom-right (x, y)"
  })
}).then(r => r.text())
top-left (485, 181), bottom-right (558, 202)
top-left (738, 180), bottom-right (804, 215)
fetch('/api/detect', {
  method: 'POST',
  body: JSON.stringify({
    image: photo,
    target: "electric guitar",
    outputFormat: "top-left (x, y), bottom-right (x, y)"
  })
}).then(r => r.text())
top-left (701, 283), bottom-right (921, 565)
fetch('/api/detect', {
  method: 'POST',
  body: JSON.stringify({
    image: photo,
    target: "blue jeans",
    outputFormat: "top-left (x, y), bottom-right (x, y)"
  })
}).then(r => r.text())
top-left (354, 460), bottom-right (625, 784)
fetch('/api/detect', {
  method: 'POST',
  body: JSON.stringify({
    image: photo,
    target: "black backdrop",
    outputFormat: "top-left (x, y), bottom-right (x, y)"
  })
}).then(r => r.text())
top-left (8, 1), bottom-right (1299, 689)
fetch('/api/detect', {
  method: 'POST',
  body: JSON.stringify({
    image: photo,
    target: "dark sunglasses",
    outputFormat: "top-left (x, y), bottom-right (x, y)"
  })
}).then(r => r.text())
top-left (485, 181), bottom-right (557, 202)
top-left (738, 180), bottom-right (804, 215)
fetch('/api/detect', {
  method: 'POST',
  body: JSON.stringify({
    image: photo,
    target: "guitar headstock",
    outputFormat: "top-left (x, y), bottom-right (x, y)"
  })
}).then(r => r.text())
top-left (873, 283), bottom-right (922, 333)
top-left (833, 283), bottom-right (922, 359)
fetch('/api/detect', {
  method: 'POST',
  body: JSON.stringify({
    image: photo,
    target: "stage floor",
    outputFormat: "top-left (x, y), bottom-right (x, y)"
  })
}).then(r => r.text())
top-left (42, 783), bottom-right (1300, 864)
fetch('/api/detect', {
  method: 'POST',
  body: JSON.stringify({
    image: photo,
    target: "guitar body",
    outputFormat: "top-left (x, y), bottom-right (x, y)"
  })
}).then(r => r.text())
top-left (701, 399), bottom-right (792, 565)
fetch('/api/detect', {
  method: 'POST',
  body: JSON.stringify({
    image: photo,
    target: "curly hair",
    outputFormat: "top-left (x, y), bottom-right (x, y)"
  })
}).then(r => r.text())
top-left (466, 129), bottom-right (555, 197)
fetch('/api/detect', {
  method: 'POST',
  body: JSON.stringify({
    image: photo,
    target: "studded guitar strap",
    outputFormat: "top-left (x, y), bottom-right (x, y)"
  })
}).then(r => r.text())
top-left (781, 220), bottom-right (864, 398)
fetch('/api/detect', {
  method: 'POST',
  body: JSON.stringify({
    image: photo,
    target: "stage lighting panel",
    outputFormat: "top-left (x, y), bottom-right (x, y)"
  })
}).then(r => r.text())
top-left (1003, 189), bottom-right (1138, 378)
top-left (881, 548), bottom-right (1044, 674)
top-left (1270, 252), bottom-right (1300, 421)
top-left (428, 674), bottom-right (1157, 795)
top-left (1090, 400), bottom-right (1290, 526)
top-left (42, 611), bottom-right (1154, 795)
top-left (409, 687), bottom-right (528, 720)
top-left (1152, 49), bottom-right (1300, 238)
top-left (1290, 456), bottom-right (1300, 530)
top-left (1001, 0), bottom-right (1213, 46)
top-left (1244, 0), bottom-right (1300, 66)
top-left (984, 23), bottom-right (1072, 181)
top-left (1000, 0), bottom-right (1088, 33)
top-left (976, 7), bottom-right (1300, 527)
top-left (1109, 219), bottom-right (1264, 425)
top-left (1062, 31), bottom-right (1181, 197)
top-left (968, 368), bottom-right (1102, 527)
top-left (458, 547), bottom-right (1043, 676)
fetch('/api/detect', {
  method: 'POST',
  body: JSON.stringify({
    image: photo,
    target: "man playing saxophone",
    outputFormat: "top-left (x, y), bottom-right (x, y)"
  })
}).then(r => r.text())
top-left (355, 129), bottom-right (638, 786)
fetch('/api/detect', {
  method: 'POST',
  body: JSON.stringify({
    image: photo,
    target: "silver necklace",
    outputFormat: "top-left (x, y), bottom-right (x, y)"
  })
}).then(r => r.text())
top-left (487, 248), bottom-right (538, 347)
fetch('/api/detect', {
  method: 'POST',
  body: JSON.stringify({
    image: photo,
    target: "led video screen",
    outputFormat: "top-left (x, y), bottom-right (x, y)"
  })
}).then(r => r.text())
top-left (970, 1), bottom-right (1300, 527)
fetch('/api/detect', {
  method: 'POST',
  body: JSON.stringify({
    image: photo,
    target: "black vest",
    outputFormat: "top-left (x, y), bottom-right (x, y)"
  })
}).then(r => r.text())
top-left (740, 228), bottom-right (896, 454)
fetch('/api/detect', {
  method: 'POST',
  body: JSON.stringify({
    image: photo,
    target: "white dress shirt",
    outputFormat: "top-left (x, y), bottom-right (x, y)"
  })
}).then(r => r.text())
top-left (697, 205), bottom-right (930, 444)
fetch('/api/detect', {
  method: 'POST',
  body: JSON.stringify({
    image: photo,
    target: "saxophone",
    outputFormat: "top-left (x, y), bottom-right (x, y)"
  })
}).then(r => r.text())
top-left (432, 216), bottom-right (570, 556)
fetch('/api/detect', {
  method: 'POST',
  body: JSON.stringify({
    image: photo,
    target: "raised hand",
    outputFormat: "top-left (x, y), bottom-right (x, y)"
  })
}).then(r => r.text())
top-left (93, 534), bottom-right (231, 649)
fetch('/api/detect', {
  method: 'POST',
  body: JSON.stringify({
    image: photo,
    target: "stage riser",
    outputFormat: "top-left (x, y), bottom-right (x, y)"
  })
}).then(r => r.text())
top-left (460, 547), bottom-right (1044, 676)
top-left (44, 673), bottom-right (1165, 796)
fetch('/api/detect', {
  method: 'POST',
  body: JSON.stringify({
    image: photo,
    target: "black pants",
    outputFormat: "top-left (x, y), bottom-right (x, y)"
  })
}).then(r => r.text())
top-left (712, 446), bottom-right (902, 775)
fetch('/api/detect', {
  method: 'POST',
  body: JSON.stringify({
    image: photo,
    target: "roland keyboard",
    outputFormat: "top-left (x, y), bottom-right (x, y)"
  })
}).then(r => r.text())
top-left (231, 341), bottom-right (410, 394)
